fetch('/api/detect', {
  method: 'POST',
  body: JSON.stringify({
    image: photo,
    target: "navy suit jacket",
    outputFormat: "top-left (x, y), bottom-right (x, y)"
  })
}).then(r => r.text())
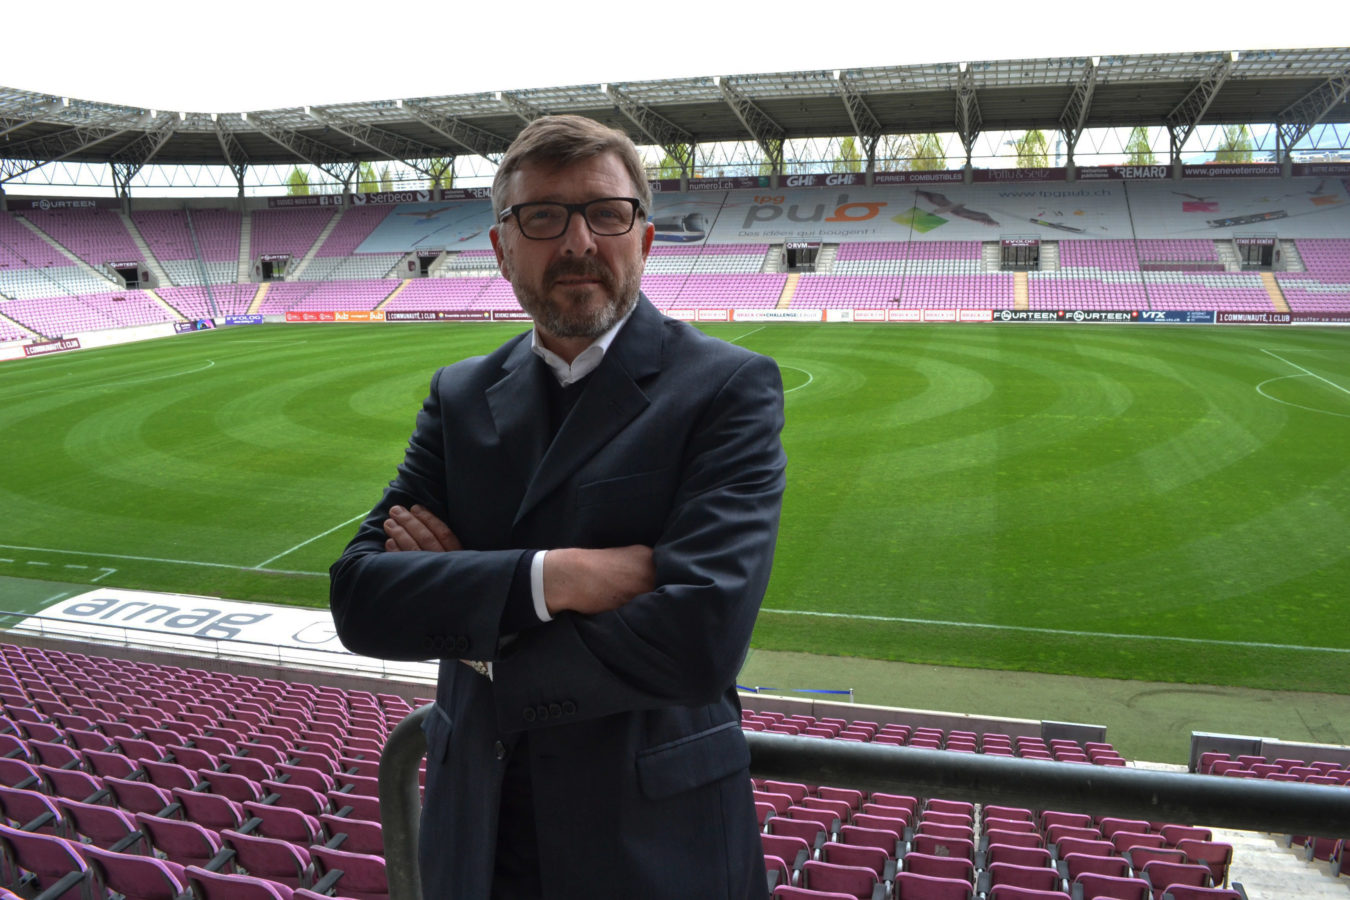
top-left (330, 297), bottom-right (785, 899)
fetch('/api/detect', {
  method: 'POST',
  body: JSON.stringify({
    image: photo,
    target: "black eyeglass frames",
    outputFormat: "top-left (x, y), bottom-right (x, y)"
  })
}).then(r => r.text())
top-left (497, 197), bottom-right (644, 240)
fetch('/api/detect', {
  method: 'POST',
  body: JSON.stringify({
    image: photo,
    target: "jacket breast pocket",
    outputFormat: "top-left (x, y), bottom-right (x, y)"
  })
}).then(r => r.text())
top-left (635, 721), bottom-right (751, 800)
top-left (575, 468), bottom-right (674, 545)
top-left (576, 467), bottom-right (673, 508)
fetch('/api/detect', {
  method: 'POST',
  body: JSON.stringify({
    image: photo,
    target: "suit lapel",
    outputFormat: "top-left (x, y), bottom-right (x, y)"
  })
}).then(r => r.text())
top-left (512, 298), bottom-right (664, 528)
top-left (486, 338), bottom-right (551, 496)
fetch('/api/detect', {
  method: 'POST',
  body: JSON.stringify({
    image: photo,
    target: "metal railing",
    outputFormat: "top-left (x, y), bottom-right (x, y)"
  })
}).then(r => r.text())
top-left (380, 704), bottom-right (1350, 900)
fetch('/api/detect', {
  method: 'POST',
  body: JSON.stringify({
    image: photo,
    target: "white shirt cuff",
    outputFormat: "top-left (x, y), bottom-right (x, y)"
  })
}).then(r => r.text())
top-left (531, 550), bottom-right (553, 623)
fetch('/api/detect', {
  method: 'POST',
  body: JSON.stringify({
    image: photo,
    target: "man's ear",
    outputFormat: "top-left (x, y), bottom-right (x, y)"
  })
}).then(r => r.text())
top-left (489, 225), bottom-right (510, 278)
top-left (640, 221), bottom-right (655, 260)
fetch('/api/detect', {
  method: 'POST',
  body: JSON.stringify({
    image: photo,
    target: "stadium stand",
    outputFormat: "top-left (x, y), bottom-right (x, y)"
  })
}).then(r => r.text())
top-left (6, 175), bottom-right (1350, 345)
top-left (249, 207), bottom-right (337, 262)
top-left (14, 628), bottom-right (1350, 897)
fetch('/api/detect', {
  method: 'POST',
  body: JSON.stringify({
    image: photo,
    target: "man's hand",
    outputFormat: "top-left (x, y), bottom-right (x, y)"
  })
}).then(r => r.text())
top-left (543, 545), bottom-right (655, 616)
top-left (383, 505), bottom-right (462, 553)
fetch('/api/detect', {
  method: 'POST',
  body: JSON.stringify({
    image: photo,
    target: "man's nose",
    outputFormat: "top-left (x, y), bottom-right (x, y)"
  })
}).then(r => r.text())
top-left (557, 209), bottom-right (598, 255)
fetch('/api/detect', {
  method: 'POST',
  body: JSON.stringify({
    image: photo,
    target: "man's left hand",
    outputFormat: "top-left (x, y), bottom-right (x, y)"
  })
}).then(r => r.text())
top-left (383, 504), bottom-right (462, 553)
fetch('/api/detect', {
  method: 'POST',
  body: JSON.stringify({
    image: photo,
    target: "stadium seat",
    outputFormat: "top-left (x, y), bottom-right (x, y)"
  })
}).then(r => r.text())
top-left (0, 822), bottom-right (91, 898)
top-left (78, 842), bottom-right (190, 899)
top-left (135, 811), bottom-right (226, 869)
top-left (307, 842), bottom-right (388, 899)
top-left (318, 812), bottom-right (384, 855)
top-left (1070, 871), bottom-right (1150, 900)
top-left (184, 864), bottom-right (297, 900)
top-left (891, 869), bottom-right (975, 899)
top-left (0, 784), bottom-right (63, 834)
top-left (55, 796), bottom-right (144, 852)
top-left (801, 858), bottom-right (888, 899)
top-left (221, 828), bottom-right (313, 889)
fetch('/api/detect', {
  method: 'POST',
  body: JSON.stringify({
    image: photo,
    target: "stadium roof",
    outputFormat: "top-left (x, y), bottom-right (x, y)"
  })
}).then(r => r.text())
top-left (2, 47), bottom-right (1348, 180)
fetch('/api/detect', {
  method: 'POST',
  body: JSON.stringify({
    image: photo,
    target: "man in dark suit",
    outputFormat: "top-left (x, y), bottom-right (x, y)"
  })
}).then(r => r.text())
top-left (330, 115), bottom-right (785, 899)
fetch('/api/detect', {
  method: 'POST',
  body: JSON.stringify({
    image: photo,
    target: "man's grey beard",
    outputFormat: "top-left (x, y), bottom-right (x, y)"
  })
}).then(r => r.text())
top-left (533, 285), bottom-right (639, 338)
top-left (513, 256), bottom-right (641, 339)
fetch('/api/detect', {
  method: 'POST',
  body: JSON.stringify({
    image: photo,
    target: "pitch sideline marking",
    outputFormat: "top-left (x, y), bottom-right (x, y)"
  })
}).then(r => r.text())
top-left (0, 543), bottom-right (323, 578)
top-left (759, 608), bottom-right (1350, 655)
top-left (254, 513), bottom-right (368, 569)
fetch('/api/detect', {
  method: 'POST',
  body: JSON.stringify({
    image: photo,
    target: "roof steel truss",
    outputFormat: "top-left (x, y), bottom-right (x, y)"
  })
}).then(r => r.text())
top-left (716, 76), bottom-right (786, 173)
top-left (1277, 66), bottom-right (1350, 159)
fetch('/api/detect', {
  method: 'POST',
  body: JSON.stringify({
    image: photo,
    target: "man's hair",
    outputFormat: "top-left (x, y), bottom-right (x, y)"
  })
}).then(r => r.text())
top-left (492, 115), bottom-right (651, 219)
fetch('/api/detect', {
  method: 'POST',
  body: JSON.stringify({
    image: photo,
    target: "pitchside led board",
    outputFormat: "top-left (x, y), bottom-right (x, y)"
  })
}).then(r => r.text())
top-left (345, 176), bottom-right (1349, 255)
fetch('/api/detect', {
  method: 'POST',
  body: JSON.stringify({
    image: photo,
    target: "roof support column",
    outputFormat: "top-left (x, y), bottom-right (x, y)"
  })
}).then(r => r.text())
top-left (955, 64), bottom-right (982, 180)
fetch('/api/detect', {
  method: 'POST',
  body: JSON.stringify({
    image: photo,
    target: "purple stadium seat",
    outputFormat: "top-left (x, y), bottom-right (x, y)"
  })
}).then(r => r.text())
top-left (242, 800), bottom-right (323, 845)
top-left (184, 865), bottom-right (296, 900)
top-left (308, 842), bottom-right (389, 899)
top-left (319, 812), bottom-right (384, 855)
top-left (135, 811), bottom-right (225, 869)
top-left (221, 829), bottom-right (313, 889)
top-left (78, 842), bottom-right (189, 900)
top-left (55, 796), bottom-right (144, 851)
top-left (0, 822), bottom-right (90, 899)
top-left (0, 784), bottom-right (63, 834)
top-left (891, 870), bottom-right (975, 899)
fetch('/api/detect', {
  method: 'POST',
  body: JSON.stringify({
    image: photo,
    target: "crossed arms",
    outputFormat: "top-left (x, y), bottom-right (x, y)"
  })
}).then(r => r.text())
top-left (382, 504), bottom-right (654, 618)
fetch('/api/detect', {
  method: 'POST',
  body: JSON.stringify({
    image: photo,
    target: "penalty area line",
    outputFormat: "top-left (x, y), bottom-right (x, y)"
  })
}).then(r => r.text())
top-left (1262, 349), bottom-right (1350, 398)
top-left (759, 608), bottom-right (1350, 655)
top-left (254, 513), bottom-right (368, 569)
top-left (0, 543), bottom-right (323, 578)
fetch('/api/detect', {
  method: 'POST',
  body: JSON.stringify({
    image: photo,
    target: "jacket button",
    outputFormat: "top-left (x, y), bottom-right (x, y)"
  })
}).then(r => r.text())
top-left (522, 708), bottom-right (536, 723)
top-left (548, 703), bottom-right (562, 718)
top-left (535, 705), bottom-right (550, 721)
top-left (494, 741), bottom-right (507, 760)
top-left (561, 701), bottom-right (576, 715)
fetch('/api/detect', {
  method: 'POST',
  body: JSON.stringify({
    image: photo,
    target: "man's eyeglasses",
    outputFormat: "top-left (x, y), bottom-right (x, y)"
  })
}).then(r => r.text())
top-left (498, 197), bottom-right (644, 241)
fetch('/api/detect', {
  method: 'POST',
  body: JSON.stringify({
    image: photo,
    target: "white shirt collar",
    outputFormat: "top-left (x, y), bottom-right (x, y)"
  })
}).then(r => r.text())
top-left (530, 306), bottom-right (634, 387)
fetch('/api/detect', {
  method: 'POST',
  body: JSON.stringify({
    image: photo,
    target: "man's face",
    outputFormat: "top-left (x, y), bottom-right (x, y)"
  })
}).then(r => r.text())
top-left (489, 153), bottom-right (654, 344)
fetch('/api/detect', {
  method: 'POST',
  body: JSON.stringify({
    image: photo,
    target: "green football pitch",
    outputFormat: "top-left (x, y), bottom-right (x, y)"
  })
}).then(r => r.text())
top-left (1, 322), bottom-right (1347, 697)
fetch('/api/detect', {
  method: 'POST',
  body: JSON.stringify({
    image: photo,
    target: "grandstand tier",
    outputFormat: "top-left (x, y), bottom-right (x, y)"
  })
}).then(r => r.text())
top-left (4, 176), bottom-right (1349, 343)
top-left (0, 635), bottom-right (1345, 899)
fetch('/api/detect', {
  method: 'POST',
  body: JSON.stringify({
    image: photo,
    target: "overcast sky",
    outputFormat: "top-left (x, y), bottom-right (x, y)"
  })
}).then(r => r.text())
top-left (2, 1), bottom-right (1345, 113)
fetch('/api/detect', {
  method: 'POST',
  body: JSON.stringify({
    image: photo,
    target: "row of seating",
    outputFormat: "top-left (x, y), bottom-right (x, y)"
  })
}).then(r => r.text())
top-left (742, 710), bottom-right (1125, 764)
top-left (1197, 751), bottom-right (1350, 784)
top-left (0, 642), bottom-right (403, 897)
top-left (755, 778), bottom-right (1243, 900)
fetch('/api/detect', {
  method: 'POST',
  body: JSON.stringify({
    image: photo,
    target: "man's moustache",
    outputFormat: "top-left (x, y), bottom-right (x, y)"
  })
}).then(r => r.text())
top-left (546, 259), bottom-right (613, 287)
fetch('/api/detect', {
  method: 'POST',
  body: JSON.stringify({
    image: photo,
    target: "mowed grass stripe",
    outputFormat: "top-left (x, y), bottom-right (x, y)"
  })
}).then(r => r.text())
top-left (1, 323), bottom-right (1347, 691)
top-left (714, 324), bottom-right (1350, 691)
